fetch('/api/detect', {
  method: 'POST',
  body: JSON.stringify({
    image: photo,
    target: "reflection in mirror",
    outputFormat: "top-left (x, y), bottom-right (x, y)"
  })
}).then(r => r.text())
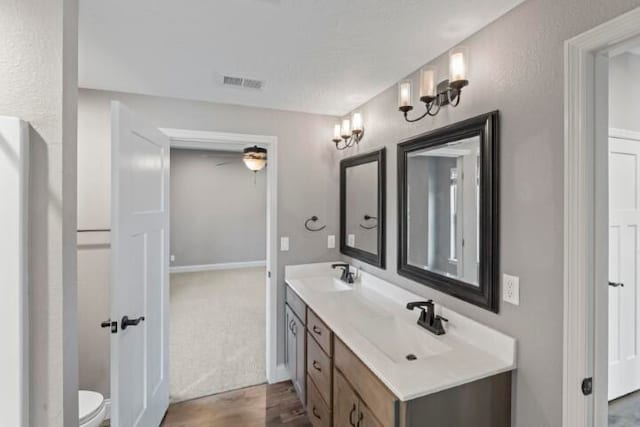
top-left (340, 148), bottom-right (385, 268)
top-left (345, 161), bottom-right (379, 255)
top-left (406, 136), bottom-right (480, 286)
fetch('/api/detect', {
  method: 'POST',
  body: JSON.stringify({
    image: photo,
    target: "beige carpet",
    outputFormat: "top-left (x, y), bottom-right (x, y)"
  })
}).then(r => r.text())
top-left (169, 267), bottom-right (266, 403)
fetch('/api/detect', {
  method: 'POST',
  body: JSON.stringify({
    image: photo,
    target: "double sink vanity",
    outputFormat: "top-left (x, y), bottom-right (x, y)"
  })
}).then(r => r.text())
top-left (284, 111), bottom-right (515, 426)
top-left (284, 262), bottom-right (515, 427)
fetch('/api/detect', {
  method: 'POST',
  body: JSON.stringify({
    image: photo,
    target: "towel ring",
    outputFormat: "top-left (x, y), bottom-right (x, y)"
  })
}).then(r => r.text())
top-left (305, 216), bottom-right (326, 232)
top-left (359, 214), bottom-right (378, 230)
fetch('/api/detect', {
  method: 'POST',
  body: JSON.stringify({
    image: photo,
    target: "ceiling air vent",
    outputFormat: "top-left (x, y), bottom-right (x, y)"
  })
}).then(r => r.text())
top-left (220, 74), bottom-right (265, 90)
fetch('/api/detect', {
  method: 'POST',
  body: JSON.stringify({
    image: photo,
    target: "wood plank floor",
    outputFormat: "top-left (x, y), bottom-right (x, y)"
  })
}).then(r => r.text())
top-left (161, 381), bottom-right (311, 427)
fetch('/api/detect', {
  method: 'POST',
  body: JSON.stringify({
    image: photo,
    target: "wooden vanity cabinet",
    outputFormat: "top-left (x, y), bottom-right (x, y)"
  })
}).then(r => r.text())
top-left (334, 369), bottom-right (383, 427)
top-left (285, 286), bottom-right (307, 405)
top-left (286, 284), bottom-right (512, 427)
top-left (306, 308), bottom-right (334, 426)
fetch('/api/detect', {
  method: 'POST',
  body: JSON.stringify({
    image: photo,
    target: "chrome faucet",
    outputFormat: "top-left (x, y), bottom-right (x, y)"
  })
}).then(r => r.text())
top-left (331, 263), bottom-right (354, 284)
top-left (406, 300), bottom-right (448, 335)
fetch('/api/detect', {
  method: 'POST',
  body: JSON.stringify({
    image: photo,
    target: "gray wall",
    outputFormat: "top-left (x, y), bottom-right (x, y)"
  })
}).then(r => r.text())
top-left (170, 149), bottom-right (267, 267)
top-left (77, 88), bottom-right (340, 397)
top-left (0, 0), bottom-right (79, 425)
top-left (610, 52), bottom-right (640, 133)
top-left (337, 1), bottom-right (640, 426)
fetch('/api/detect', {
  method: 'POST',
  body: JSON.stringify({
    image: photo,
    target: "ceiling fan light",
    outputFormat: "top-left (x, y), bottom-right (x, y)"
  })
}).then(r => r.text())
top-left (243, 145), bottom-right (267, 171)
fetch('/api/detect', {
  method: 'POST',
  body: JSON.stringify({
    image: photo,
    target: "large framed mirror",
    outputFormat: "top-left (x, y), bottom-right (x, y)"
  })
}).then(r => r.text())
top-left (340, 148), bottom-right (386, 268)
top-left (398, 111), bottom-right (499, 312)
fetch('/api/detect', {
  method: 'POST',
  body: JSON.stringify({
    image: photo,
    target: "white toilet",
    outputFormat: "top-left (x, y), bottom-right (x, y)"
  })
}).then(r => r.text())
top-left (79, 390), bottom-right (107, 427)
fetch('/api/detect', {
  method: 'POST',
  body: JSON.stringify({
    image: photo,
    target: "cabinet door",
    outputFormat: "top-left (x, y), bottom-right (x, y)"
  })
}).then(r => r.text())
top-left (285, 306), bottom-right (296, 385)
top-left (292, 312), bottom-right (306, 403)
top-left (358, 401), bottom-right (384, 427)
top-left (334, 369), bottom-right (359, 427)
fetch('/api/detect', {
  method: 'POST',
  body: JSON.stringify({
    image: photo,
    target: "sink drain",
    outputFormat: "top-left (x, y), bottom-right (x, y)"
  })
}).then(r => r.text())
top-left (406, 354), bottom-right (417, 361)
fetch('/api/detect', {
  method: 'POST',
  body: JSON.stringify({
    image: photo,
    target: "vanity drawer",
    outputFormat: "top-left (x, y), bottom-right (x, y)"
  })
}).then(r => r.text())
top-left (334, 337), bottom-right (397, 427)
top-left (307, 309), bottom-right (332, 355)
top-left (307, 332), bottom-right (332, 405)
top-left (285, 285), bottom-right (306, 324)
top-left (307, 375), bottom-right (332, 427)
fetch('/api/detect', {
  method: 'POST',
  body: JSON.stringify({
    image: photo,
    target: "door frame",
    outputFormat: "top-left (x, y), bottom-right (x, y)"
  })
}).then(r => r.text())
top-left (563, 7), bottom-right (640, 426)
top-left (160, 127), bottom-right (286, 384)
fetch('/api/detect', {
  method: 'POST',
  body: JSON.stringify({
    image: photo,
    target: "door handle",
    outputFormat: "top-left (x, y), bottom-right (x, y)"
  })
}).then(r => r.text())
top-left (121, 315), bottom-right (145, 330)
top-left (609, 281), bottom-right (624, 288)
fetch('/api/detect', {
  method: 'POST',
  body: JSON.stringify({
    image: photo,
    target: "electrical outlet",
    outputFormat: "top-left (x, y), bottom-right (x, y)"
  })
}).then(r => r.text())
top-left (503, 274), bottom-right (520, 305)
top-left (170, 254), bottom-right (175, 262)
top-left (327, 235), bottom-right (335, 249)
top-left (280, 237), bottom-right (290, 252)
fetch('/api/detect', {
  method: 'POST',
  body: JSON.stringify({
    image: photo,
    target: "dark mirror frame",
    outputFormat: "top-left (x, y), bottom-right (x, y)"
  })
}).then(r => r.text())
top-left (397, 111), bottom-right (499, 312)
top-left (340, 148), bottom-right (386, 269)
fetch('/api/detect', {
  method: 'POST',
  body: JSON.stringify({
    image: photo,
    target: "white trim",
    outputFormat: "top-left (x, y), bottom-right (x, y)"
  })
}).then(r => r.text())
top-left (270, 363), bottom-right (291, 384)
top-left (610, 128), bottom-right (640, 142)
top-left (169, 260), bottom-right (267, 274)
top-left (162, 128), bottom-right (281, 384)
top-left (564, 7), bottom-right (640, 427)
top-left (104, 398), bottom-right (111, 420)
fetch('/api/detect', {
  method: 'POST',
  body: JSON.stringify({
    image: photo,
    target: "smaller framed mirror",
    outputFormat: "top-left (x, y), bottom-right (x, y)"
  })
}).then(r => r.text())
top-left (398, 111), bottom-right (499, 312)
top-left (340, 148), bottom-right (386, 268)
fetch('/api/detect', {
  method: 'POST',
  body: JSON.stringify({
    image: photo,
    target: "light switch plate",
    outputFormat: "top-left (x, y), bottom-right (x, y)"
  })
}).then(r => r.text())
top-left (348, 234), bottom-right (355, 247)
top-left (170, 254), bottom-right (175, 262)
top-left (328, 235), bottom-right (335, 249)
top-left (280, 237), bottom-right (290, 252)
top-left (503, 274), bottom-right (520, 305)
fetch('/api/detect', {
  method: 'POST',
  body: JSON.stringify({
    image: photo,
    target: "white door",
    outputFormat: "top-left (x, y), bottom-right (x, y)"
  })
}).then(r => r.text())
top-left (608, 136), bottom-right (640, 400)
top-left (110, 101), bottom-right (170, 426)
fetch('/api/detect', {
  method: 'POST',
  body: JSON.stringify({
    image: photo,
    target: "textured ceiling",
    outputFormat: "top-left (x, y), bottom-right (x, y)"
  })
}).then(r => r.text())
top-left (79, 0), bottom-right (525, 116)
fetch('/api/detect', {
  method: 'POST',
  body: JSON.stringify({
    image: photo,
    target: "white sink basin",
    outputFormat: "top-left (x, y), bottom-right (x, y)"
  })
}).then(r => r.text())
top-left (301, 277), bottom-right (352, 293)
top-left (354, 318), bottom-right (451, 363)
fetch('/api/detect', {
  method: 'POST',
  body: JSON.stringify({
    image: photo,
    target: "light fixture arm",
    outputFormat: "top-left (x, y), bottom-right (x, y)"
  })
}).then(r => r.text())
top-left (333, 127), bottom-right (364, 150)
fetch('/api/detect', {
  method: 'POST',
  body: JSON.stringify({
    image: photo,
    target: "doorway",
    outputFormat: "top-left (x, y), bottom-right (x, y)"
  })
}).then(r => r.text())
top-left (563, 7), bottom-right (640, 427)
top-left (606, 49), bottom-right (640, 426)
top-left (168, 147), bottom-right (267, 402)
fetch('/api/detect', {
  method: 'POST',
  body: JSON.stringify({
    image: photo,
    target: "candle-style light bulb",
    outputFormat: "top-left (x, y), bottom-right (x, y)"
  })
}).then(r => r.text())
top-left (398, 81), bottom-right (413, 112)
top-left (449, 46), bottom-right (469, 89)
top-left (420, 67), bottom-right (437, 102)
top-left (333, 124), bottom-right (341, 142)
top-left (351, 112), bottom-right (363, 134)
top-left (341, 119), bottom-right (351, 139)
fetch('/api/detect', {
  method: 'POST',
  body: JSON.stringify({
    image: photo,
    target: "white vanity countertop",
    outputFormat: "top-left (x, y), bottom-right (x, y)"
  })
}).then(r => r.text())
top-left (285, 262), bottom-right (517, 402)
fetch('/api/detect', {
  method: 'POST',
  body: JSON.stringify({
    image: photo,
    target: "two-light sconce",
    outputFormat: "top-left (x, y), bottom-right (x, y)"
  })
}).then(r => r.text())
top-left (332, 111), bottom-right (364, 150)
top-left (398, 46), bottom-right (469, 123)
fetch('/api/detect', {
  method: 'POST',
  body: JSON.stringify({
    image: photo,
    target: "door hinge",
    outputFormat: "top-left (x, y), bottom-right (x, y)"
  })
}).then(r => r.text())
top-left (581, 377), bottom-right (593, 396)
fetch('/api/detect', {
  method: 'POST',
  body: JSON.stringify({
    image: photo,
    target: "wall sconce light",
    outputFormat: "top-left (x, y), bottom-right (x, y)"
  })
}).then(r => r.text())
top-left (398, 46), bottom-right (469, 123)
top-left (332, 112), bottom-right (364, 150)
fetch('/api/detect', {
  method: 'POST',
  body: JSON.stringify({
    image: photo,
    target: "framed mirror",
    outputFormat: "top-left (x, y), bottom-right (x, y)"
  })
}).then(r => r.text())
top-left (340, 148), bottom-right (386, 268)
top-left (398, 111), bottom-right (499, 312)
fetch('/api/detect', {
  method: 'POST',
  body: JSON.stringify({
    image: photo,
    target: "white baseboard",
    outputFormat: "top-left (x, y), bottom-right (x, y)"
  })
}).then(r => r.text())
top-left (268, 363), bottom-right (290, 384)
top-left (104, 398), bottom-right (111, 420)
top-left (170, 260), bottom-right (266, 274)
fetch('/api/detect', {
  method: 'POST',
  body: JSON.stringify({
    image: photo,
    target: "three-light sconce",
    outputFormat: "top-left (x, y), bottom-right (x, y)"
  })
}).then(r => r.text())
top-left (332, 111), bottom-right (364, 150)
top-left (398, 46), bottom-right (469, 123)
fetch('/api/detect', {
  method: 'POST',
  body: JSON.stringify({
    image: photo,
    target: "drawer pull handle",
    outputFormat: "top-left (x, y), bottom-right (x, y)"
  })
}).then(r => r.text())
top-left (357, 411), bottom-right (364, 427)
top-left (349, 404), bottom-right (357, 426)
top-left (312, 360), bottom-right (322, 372)
top-left (312, 325), bottom-right (322, 335)
top-left (312, 406), bottom-right (321, 420)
